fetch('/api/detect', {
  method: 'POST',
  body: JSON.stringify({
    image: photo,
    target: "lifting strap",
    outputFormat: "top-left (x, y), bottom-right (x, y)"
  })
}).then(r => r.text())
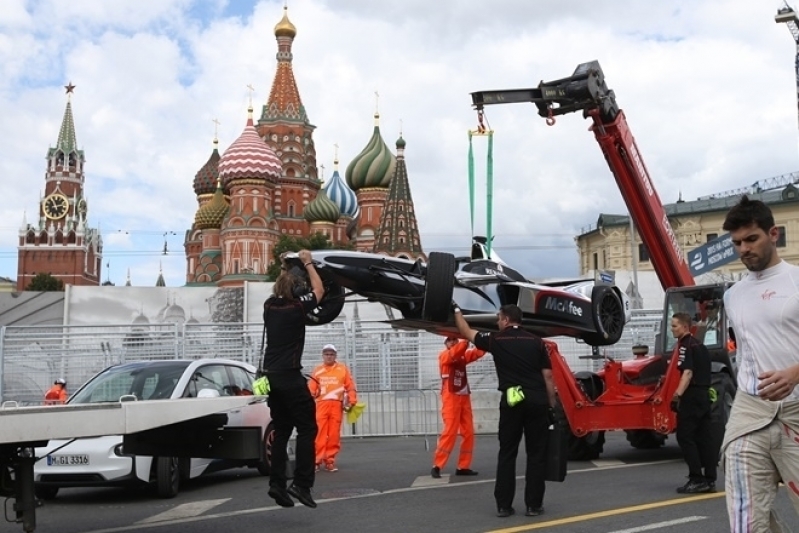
top-left (468, 111), bottom-right (494, 257)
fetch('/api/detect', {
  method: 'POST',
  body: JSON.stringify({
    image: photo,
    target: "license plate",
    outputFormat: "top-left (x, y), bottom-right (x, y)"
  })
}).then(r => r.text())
top-left (47, 455), bottom-right (90, 466)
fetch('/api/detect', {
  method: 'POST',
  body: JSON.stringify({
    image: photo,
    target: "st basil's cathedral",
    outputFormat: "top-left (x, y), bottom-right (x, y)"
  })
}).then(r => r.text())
top-left (184, 6), bottom-right (425, 287)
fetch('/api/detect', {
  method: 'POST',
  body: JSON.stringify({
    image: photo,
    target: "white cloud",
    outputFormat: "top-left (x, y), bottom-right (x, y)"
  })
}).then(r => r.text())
top-left (2, 0), bottom-right (798, 287)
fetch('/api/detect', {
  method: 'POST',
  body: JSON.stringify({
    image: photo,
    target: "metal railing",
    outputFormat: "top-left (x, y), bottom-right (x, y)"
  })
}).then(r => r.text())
top-left (0, 311), bottom-right (661, 436)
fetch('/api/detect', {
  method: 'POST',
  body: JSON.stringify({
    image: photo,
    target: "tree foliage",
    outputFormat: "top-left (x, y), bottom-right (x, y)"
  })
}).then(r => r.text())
top-left (26, 273), bottom-right (64, 292)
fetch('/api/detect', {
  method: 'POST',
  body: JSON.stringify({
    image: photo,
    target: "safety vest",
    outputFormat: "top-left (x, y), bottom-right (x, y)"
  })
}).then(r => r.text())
top-left (309, 362), bottom-right (357, 405)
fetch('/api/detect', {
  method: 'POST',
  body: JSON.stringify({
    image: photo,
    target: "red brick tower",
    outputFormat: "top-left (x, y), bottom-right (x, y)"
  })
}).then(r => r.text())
top-left (256, 6), bottom-right (320, 238)
top-left (17, 84), bottom-right (103, 291)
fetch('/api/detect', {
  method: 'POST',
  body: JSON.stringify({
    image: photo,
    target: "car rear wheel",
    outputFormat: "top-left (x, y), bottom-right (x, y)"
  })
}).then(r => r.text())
top-left (34, 485), bottom-right (59, 500)
top-left (584, 286), bottom-right (624, 346)
top-left (305, 278), bottom-right (345, 326)
top-left (257, 423), bottom-right (275, 476)
top-left (422, 252), bottom-right (456, 322)
top-left (155, 456), bottom-right (180, 499)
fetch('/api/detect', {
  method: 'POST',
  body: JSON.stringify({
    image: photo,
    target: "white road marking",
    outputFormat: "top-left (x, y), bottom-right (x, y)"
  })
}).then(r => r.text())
top-left (606, 516), bottom-right (707, 533)
top-left (136, 499), bottom-right (231, 524)
top-left (411, 474), bottom-right (450, 487)
top-left (592, 459), bottom-right (625, 467)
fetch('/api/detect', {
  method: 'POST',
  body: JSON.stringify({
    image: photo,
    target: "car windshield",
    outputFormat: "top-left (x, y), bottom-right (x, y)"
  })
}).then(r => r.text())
top-left (68, 361), bottom-right (192, 404)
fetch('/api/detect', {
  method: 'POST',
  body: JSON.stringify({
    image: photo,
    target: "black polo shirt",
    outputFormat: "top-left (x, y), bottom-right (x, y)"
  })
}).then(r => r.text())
top-left (473, 325), bottom-right (551, 404)
top-left (262, 293), bottom-right (318, 371)
top-left (675, 333), bottom-right (711, 388)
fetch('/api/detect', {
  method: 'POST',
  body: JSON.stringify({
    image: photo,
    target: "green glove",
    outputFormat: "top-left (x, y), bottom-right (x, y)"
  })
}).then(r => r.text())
top-left (708, 387), bottom-right (718, 403)
top-left (506, 386), bottom-right (525, 407)
top-left (253, 376), bottom-right (270, 396)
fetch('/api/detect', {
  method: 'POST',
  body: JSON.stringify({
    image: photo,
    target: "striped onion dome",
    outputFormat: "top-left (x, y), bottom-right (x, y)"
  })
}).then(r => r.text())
top-left (304, 189), bottom-right (341, 223)
top-left (194, 181), bottom-right (229, 229)
top-left (193, 139), bottom-right (220, 196)
top-left (345, 113), bottom-right (396, 190)
top-left (324, 161), bottom-right (358, 217)
top-left (218, 108), bottom-right (282, 189)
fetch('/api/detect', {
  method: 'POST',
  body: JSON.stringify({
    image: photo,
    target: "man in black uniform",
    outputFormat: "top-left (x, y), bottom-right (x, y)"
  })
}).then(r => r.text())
top-left (263, 249), bottom-right (324, 509)
top-left (454, 303), bottom-right (556, 518)
top-left (670, 312), bottom-right (716, 494)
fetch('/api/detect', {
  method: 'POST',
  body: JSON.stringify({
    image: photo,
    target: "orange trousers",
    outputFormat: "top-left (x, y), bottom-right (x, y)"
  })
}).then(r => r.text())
top-left (433, 394), bottom-right (474, 470)
top-left (315, 400), bottom-right (344, 465)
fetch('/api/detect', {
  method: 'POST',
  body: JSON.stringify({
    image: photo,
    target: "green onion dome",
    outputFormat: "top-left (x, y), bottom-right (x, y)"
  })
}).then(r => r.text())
top-left (304, 189), bottom-right (341, 223)
top-left (345, 113), bottom-right (396, 190)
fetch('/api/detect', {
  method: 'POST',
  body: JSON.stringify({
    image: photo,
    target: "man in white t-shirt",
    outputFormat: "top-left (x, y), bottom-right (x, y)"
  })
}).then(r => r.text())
top-left (722, 195), bottom-right (799, 533)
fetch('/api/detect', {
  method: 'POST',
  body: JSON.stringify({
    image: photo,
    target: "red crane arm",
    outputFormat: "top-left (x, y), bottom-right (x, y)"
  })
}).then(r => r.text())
top-left (471, 60), bottom-right (695, 289)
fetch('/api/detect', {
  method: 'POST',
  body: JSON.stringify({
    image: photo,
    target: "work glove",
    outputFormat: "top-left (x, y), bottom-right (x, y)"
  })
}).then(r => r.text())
top-left (670, 394), bottom-right (681, 413)
top-left (547, 407), bottom-right (557, 426)
top-left (451, 301), bottom-right (461, 314)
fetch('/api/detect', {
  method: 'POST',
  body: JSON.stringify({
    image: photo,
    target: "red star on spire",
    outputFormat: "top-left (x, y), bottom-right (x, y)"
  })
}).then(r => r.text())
top-left (64, 82), bottom-right (76, 94)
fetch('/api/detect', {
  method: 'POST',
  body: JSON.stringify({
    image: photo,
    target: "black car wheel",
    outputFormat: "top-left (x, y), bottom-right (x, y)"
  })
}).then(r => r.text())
top-left (257, 423), bottom-right (275, 476)
top-left (34, 485), bottom-right (59, 500)
top-left (584, 286), bottom-right (624, 346)
top-left (305, 279), bottom-right (345, 326)
top-left (422, 252), bottom-right (457, 322)
top-left (155, 456), bottom-right (180, 499)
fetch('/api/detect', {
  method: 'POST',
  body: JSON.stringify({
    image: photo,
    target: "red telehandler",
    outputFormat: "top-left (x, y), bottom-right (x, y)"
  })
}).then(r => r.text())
top-left (471, 61), bottom-right (737, 459)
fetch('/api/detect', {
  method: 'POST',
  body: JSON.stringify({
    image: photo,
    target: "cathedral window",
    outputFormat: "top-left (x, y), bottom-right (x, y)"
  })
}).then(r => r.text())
top-left (288, 202), bottom-right (295, 217)
top-left (233, 259), bottom-right (239, 274)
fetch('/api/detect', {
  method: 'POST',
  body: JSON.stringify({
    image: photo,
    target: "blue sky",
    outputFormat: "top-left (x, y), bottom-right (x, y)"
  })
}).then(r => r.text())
top-left (1, 0), bottom-right (798, 287)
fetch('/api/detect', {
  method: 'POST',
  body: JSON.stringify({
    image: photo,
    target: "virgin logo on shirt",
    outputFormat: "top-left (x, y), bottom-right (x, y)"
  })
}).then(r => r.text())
top-left (761, 289), bottom-right (776, 300)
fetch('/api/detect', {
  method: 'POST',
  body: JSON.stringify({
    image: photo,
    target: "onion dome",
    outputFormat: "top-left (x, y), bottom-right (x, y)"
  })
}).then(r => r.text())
top-left (194, 181), bottom-right (229, 229)
top-left (193, 139), bottom-right (220, 196)
top-left (218, 108), bottom-right (282, 189)
top-left (345, 113), bottom-right (397, 190)
top-left (324, 158), bottom-right (359, 217)
top-left (164, 302), bottom-right (186, 323)
top-left (304, 189), bottom-right (341, 223)
top-left (396, 135), bottom-right (406, 149)
top-left (274, 6), bottom-right (296, 38)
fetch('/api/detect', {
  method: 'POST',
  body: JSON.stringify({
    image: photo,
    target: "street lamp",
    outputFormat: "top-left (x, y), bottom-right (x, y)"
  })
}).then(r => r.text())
top-left (776, 4), bottom-right (799, 147)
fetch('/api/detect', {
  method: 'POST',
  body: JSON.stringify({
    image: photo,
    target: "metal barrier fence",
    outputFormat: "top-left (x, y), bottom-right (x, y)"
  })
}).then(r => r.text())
top-left (0, 310), bottom-right (662, 435)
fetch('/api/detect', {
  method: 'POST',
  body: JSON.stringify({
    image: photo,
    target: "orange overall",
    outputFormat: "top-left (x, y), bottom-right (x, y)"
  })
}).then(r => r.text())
top-left (308, 362), bottom-right (357, 468)
top-left (433, 340), bottom-right (486, 471)
top-left (44, 385), bottom-right (67, 405)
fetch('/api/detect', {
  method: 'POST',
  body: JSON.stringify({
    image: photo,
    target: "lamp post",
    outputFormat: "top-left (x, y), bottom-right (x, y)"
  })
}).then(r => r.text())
top-left (776, 4), bottom-right (799, 152)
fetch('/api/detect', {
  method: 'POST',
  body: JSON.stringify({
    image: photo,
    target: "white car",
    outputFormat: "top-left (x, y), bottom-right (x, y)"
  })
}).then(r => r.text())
top-left (34, 359), bottom-right (284, 499)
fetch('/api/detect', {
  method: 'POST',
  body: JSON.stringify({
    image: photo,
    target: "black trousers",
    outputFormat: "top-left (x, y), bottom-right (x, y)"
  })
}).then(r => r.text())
top-left (675, 387), bottom-right (716, 483)
top-left (266, 370), bottom-right (317, 489)
top-left (495, 395), bottom-right (549, 509)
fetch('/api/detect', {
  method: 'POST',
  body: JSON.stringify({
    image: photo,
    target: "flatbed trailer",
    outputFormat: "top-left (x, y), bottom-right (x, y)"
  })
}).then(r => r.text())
top-left (1, 396), bottom-right (264, 532)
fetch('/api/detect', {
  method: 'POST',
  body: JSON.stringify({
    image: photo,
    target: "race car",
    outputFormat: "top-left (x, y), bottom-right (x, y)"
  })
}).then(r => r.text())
top-left (284, 239), bottom-right (629, 346)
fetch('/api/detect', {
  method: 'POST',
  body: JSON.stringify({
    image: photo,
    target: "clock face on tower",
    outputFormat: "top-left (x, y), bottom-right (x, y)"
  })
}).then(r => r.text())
top-left (43, 193), bottom-right (69, 220)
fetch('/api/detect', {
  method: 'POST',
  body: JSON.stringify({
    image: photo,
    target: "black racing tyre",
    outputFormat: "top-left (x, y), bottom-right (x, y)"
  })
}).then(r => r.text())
top-left (584, 286), bottom-right (624, 346)
top-left (305, 280), bottom-right (345, 326)
top-left (257, 423), bottom-right (275, 476)
top-left (568, 431), bottom-right (605, 461)
top-left (625, 429), bottom-right (667, 449)
top-left (422, 252), bottom-right (457, 322)
top-left (155, 456), bottom-right (180, 499)
top-left (34, 485), bottom-right (59, 500)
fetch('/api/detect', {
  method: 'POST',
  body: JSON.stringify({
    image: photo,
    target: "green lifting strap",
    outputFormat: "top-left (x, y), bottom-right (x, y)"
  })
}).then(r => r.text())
top-left (467, 130), bottom-right (495, 258)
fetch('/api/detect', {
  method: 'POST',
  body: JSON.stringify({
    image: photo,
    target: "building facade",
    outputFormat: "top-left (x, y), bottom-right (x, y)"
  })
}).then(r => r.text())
top-left (575, 186), bottom-right (799, 281)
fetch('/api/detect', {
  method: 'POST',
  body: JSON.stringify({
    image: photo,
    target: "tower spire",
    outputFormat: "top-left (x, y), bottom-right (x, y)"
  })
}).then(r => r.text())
top-left (56, 83), bottom-right (78, 153)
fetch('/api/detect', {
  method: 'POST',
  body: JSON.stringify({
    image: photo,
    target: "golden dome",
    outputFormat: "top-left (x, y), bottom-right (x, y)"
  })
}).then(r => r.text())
top-left (274, 6), bottom-right (296, 38)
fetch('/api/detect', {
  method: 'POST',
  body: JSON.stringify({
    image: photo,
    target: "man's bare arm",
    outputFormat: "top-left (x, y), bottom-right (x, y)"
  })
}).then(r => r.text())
top-left (453, 307), bottom-right (477, 343)
top-left (542, 368), bottom-right (556, 408)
